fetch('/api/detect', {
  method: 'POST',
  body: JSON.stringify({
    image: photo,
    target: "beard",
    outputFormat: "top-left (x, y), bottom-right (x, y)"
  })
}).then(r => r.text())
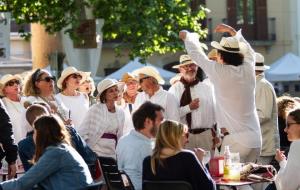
top-left (150, 125), bottom-right (158, 137)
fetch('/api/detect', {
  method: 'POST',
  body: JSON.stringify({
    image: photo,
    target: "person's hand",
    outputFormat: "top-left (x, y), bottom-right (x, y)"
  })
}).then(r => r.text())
top-left (179, 31), bottom-right (187, 41)
top-left (7, 163), bottom-right (17, 179)
top-left (214, 24), bottom-right (236, 36)
top-left (275, 149), bottom-right (286, 162)
top-left (64, 118), bottom-right (73, 126)
top-left (194, 147), bottom-right (205, 162)
top-left (189, 98), bottom-right (200, 110)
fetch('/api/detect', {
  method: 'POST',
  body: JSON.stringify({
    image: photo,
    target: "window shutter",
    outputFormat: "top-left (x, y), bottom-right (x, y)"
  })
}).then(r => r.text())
top-left (227, 0), bottom-right (237, 29)
top-left (255, 0), bottom-right (268, 40)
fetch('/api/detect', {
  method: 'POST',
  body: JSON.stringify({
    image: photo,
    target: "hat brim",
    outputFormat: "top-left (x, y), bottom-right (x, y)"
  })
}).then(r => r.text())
top-left (98, 81), bottom-right (124, 96)
top-left (57, 71), bottom-right (84, 89)
top-left (255, 65), bottom-right (270, 71)
top-left (172, 60), bottom-right (195, 69)
top-left (211, 41), bottom-right (243, 53)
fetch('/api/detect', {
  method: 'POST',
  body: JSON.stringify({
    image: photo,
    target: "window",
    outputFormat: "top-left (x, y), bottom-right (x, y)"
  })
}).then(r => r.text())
top-left (11, 19), bottom-right (30, 33)
top-left (283, 85), bottom-right (289, 92)
top-left (295, 84), bottom-right (300, 92)
top-left (227, 0), bottom-right (268, 40)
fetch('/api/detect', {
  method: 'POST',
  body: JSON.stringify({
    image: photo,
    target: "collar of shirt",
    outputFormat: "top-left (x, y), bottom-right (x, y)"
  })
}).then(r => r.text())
top-left (145, 86), bottom-right (164, 99)
top-left (130, 130), bottom-right (152, 143)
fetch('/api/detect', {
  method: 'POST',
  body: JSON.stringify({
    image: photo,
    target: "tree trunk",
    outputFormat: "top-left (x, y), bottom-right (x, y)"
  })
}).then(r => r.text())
top-left (30, 23), bottom-right (62, 69)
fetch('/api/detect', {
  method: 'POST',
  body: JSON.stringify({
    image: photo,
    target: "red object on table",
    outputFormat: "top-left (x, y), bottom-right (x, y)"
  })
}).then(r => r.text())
top-left (209, 156), bottom-right (224, 177)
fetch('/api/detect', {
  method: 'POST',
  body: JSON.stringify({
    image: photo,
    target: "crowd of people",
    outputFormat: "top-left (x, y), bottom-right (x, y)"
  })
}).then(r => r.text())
top-left (0, 23), bottom-right (299, 190)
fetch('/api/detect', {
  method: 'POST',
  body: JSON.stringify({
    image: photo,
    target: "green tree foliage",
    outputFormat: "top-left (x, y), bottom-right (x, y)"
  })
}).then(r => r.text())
top-left (0, 0), bottom-right (208, 59)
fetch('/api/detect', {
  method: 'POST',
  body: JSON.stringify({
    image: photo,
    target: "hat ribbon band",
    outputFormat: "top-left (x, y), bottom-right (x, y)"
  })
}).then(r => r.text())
top-left (222, 46), bottom-right (240, 52)
top-left (255, 62), bottom-right (264, 66)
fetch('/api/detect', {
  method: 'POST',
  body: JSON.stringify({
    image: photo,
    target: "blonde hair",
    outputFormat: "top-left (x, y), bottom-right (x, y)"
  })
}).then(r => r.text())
top-left (23, 69), bottom-right (50, 97)
top-left (150, 120), bottom-right (186, 175)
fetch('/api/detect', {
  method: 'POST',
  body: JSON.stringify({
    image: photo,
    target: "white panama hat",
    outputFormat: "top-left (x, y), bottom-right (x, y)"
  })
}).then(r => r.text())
top-left (57, 67), bottom-right (84, 89)
top-left (172, 55), bottom-right (196, 69)
top-left (97, 78), bottom-right (124, 96)
top-left (133, 66), bottom-right (165, 85)
top-left (211, 36), bottom-right (245, 53)
top-left (255, 53), bottom-right (270, 71)
top-left (0, 74), bottom-right (22, 96)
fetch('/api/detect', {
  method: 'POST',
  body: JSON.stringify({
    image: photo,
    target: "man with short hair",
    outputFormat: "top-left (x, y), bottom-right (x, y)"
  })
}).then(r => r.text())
top-left (252, 53), bottom-right (280, 190)
top-left (132, 66), bottom-right (180, 122)
top-left (0, 99), bottom-right (18, 180)
top-left (169, 54), bottom-right (216, 152)
top-left (116, 101), bottom-right (164, 190)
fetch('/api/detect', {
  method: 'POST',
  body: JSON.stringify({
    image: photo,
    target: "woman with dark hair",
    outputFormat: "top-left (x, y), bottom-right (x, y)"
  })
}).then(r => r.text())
top-left (0, 115), bottom-right (93, 190)
top-left (143, 120), bottom-right (216, 190)
top-left (274, 108), bottom-right (300, 190)
top-left (78, 78), bottom-right (125, 158)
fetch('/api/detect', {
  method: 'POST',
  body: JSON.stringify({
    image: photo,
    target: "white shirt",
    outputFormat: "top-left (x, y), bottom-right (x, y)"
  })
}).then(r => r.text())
top-left (78, 103), bottom-right (125, 158)
top-left (116, 130), bottom-right (154, 190)
top-left (275, 140), bottom-right (300, 190)
top-left (133, 87), bottom-right (180, 122)
top-left (255, 73), bottom-right (280, 156)
top-left (184, 30), bottom-right (261, 148)
top-left (168, 81), bottom-right (216, 128)
top-left (2, 97), bottom-right (27, 143)
top-left (55, 92), bottom-right (89, 129)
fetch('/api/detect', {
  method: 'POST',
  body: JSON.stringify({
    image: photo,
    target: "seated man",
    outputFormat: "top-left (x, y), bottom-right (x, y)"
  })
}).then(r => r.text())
top-left (116, 101), bottom-right (164, 190)
top-left (18, 104), bottom-right (97, 176)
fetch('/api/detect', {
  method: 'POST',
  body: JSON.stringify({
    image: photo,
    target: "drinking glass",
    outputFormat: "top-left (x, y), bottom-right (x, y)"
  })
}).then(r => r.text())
top-left (231, 152), bottom-right (240, 163)
top-left (202, 150), bottom-right (211, 165)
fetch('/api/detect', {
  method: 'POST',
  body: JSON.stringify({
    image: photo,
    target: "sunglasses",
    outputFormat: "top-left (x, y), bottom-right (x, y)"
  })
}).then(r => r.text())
top-left (38, 76), bottom-right (56, 82)
top-left (5, 80), bottom-right (20, 87)
top-left (70, 73), bottom-right (82, 80)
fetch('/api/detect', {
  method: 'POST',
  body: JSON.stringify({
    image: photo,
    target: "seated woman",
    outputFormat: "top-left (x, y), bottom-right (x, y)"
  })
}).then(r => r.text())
top-left (143, 120), bottom-right (216, 190)
top-left (0, 115), bottom-right (93, 190)
top-left (275, 108), bottom-right (300, 190)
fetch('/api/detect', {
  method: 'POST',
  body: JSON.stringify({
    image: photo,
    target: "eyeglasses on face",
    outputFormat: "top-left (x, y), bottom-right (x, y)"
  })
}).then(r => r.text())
top-left (5, 80), bottom-right (21, 87)
top-left (286, 122), bottom-right (299, 128)
top-left (38, 76), bottom-right (56, 82)
top-left (70, 73), bottom-right (82, 80)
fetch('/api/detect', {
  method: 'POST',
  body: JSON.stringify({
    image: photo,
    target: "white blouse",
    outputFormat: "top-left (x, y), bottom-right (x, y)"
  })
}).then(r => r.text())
top-left (275, 140), bottom-right (300, 190)
top-left (55, 92), bottom-right (89, 129)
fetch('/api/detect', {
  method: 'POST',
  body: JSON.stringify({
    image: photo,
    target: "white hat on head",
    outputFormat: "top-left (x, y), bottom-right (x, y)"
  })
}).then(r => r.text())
top-left (255, 53), bottom-right (270, 71)
top-left (211, 36), bottom-right (245, 53)
top-left (133, 66), bottom-right (165, 85)
top-left (57, 67), bottom-right (84, 89)
top-left (172, 55), bottom-right (196, 69)
top-left (0, 74), bottom-right (22, 96)
top-left (97, 78), bottom-right (123, 96)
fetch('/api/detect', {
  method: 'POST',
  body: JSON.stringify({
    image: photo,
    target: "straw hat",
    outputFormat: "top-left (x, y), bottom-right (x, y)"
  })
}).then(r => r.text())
top-left (172, 55), bottom-right (195, 69)
top-left (255, 53), bottom-right (270, 71)
top-left (121, 72), bottom-right (138, 83)
top-left (97, 78), bottom-right (123, 96)
top-left (0, 74), bottom-right (22, 96)
top-left (208, 49), bottom-right (218, 60)
top-left (211, 36), bottom-right (245, 53)
top-left (57, 67), bottom-right (84, 89)
top-left (133, 66), bottom-right (165, 85)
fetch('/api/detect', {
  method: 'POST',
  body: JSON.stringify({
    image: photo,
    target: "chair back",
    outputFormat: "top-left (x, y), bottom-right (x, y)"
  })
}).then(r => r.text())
top-left (98, 156), bottom-right (134, 190)
top-left (143, 180), bottom-right (193, 190)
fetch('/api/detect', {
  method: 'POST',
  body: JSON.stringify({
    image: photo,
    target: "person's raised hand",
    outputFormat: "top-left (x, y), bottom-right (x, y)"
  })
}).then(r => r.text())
top-left (275, 149), bottom-right (286, 162)
top-left (214, 24), bottom-right (236, 36)
top-left (189, 98), bottom-right (200, 110)
top-left (194, 147), bottom-right (205, 162)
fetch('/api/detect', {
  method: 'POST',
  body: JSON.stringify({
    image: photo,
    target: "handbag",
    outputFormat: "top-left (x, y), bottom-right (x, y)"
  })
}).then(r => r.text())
top-left (240, 163), bottom-right (277, 182)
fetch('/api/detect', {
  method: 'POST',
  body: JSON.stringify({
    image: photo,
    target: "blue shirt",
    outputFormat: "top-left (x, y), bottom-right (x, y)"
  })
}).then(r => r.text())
top-left (116, 130), bottom-right (154, 190)
top-left (1, 143), bottom-right (93, 190)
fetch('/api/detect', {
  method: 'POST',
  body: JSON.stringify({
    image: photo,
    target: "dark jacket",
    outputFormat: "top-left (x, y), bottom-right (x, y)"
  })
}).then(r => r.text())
top-left (0, 100), bottom-right (18, 168)
top-left (18, 125), bottom-right (97, 172)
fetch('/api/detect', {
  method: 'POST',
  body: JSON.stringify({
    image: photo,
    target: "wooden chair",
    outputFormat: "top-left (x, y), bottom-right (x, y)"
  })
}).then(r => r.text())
top-left (143, 180), bottom-right (193, 190)
top-left (98, 156), bottom-right (134, 190)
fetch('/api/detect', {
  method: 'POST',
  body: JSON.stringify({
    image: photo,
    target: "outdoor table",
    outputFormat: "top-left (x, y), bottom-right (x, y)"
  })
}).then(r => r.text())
top-left (213, 176), bottom-right (268, 190)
